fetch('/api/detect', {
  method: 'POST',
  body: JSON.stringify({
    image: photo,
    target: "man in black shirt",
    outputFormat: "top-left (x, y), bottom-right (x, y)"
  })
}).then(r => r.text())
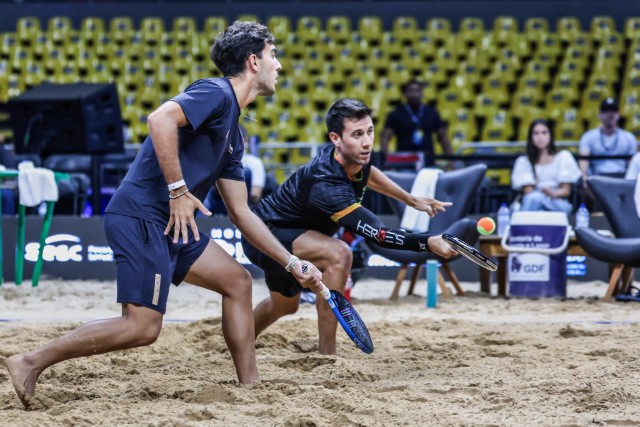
top-left (242, 99), bottom-right (457, 355)
top-left (380, 80), bottom-right (452, 167)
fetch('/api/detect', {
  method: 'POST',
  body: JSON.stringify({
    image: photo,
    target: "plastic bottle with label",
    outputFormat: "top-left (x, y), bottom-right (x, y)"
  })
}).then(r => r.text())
top-left (497, 203), bottom-right (510, 236)
top-left (575, 203), bottom-right (590, 228)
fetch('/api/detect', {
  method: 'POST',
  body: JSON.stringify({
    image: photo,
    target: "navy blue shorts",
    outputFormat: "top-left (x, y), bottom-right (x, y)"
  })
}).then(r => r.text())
top-left (241, 226), bottom-right (307, 298)
top-left (104, 213), bottom-right (210, 314)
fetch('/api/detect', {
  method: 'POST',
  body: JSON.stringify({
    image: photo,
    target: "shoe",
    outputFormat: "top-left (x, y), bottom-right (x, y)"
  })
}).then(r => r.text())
top-left (614, 285), bottom-right (640, 302)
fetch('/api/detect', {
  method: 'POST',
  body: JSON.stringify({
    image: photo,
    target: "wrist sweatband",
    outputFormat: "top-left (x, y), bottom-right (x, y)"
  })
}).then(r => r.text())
top-left (167, 179), bottom-right (186, 191)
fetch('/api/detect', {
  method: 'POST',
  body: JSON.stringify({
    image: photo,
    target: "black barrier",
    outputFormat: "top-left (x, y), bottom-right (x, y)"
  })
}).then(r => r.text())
top-left (0, 215), bottom-right (621, 284)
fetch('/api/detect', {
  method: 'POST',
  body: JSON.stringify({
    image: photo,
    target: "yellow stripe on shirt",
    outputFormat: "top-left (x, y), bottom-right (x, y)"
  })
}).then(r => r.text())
top-left (331, 203), bottom-right (361, 222)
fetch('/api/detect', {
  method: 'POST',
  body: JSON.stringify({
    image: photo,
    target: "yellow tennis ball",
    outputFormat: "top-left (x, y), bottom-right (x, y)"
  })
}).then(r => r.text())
top-left (477, 217), bottom-right (496, 235)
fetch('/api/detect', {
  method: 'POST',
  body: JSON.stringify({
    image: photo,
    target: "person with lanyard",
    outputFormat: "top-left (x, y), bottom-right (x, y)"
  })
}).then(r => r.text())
top-left (242, 98), bottom-right (457, 355)
top-left (579, 97), bottom-right (637, 181)
top-left (380, 79), bottom-right (452, 169)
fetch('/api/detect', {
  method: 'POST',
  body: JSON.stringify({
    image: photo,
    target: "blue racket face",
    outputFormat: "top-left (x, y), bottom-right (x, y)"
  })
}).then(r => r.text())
top-left (330, 290), bottom-right (374, 354)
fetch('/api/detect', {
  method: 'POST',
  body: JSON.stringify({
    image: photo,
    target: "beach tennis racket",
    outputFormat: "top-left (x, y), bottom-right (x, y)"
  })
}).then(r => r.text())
top-left (319, 284), bottom-right (374, 354)
top-left (442, 233), bottom-right (498, 272)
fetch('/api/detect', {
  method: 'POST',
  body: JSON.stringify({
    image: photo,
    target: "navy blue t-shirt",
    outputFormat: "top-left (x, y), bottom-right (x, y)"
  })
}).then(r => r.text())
top-left (254, 145), bottom-right (371, 236)
top-left (106, 78), bottom-right (245, 226)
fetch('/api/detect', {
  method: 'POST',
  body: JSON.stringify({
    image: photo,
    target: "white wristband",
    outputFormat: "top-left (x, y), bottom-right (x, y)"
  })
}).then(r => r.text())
top-left (285, 255), bottom-right (299, 272)
top-left (167, 179), bottom-right (186, 191)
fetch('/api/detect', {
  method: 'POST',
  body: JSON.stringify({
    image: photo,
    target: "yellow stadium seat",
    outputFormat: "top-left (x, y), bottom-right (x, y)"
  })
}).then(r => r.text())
top-left (522, 60), bottom-right (551, 85)
top-left (414, 33), bottom-right (438, 60)
top-left (203, 17), bottom-right (228, 40)
top-left (110, 17), bottom-right (134, 45)
top-left (625, 17), bottom-right (640, 41)
top-left (581, 88), bottom-right (613, 119)
top-left (524, 17), bottom-right (549, 44)
top-left (267, 16), bottom-right (291, 40)
top-left (555, 110), bottom-right (584, 141)
top-left (237, 14), bottom-right (259, 23)
top-left (591, 16), bottom-right (616, 40)
top-left (449, 123), bottom-right (476, 149)
top-left (481, 110), bottom-right (513, 141)
top-left (546, 88), bottom-right (577, 121)
top-left (465, 47), bottom-right (490, 72)
top-left (474, 94), bottom-right (499, 119)
top-left (140, 17), bottom-right (164, 46)
top-left (16, 16), bottom-right (40, 47)
top-left (426, 18), bottom-right (451, 44)
top-left (481, 75), bottom-right (509, 106)
top-left (358, 16), bottom-right (383, 46)
top-left (421, 62), bottom-right (448, 87)
top-left (493, 16), bottom-right (518, 45)
top-left (624, 67), bottom-right (640, 90)
top-left (557, 17), bottom-right (582, 43)
top-left (511, 89), bottom-right (543, 121)
top-left (392, 16), bottom-right (418, 44)
top-left (624, 110), bottom-right (640, 140)
top-left (437, 88), bottom-right (467, 111)
top-left (490, 61), bottom-right (517, 85)
top-left (326, 16), bottom-right (351, 44)
top-left (587, 72), bottom-right (616, 93)
top-left (593, 46), bottom-right (622, 71)
top-left (454, 62), bottom-right (482, 87)
top-left (620, 87), bottom-right (640, 118)
top-left (537, 33), bottom-right (562, 59)
top-left (435, 46), bottom-right (458, 74)
top-left (297, 16), bottom-right (322, 45)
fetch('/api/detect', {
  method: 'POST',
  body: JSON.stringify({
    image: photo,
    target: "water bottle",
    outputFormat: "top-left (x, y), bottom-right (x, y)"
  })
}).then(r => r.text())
top-left (575, 203), bottom-right (590, 228)
top-left (497, 203), bottom-right (510, 236)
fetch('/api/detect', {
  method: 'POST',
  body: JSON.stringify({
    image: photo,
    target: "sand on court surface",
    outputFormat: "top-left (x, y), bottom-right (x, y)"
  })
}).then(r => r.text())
top-left (1, 278), bottom-right (640, 426)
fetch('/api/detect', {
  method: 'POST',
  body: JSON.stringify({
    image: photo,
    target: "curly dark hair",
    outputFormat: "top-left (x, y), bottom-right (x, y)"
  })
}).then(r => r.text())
top-left (210, 21), bottom-right (275, 77)
top-left (526, 118), bottom-right (556, 165)
top-left (326, 99), bottom-right (374, 136)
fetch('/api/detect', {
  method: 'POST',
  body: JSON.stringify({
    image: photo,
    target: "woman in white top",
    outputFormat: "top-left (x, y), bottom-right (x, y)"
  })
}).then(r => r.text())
top-left (511, 119), bottom-right (581, 213)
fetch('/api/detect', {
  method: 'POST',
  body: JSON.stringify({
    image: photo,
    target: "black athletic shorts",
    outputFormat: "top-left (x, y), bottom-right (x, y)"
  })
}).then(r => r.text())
top-left (104, 213), bottom-right (209, 314)
top-left (241, 226), bottom-right (307, 297)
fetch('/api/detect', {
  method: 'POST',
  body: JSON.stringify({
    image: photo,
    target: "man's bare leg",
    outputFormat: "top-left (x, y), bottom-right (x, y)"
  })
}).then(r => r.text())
top-left (253, 230), bottom-right (352, 355)
top-left (254, 291), bottom-right (301, 337)
top-left (184, 240), bottom-right (259, 384)
top-left (5, 304), bottom-right (162, 408)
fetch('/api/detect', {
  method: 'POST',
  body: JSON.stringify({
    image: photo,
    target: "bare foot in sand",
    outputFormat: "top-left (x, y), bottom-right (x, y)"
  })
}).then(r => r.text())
top-left (4, 355), bottom-right (38, 408)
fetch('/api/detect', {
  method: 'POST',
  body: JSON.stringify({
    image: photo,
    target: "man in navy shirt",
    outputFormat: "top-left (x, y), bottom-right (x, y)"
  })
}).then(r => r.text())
top-left (380, 80), bottom-right (452, 167)
top-left (5, 21), bottom-right (322, 407)
top-left (243, 99), bottom-right (457, 355)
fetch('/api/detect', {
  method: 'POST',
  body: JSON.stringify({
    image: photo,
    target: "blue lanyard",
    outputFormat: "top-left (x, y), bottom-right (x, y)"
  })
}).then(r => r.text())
top-left (404, 104), bottom-right (424, 126)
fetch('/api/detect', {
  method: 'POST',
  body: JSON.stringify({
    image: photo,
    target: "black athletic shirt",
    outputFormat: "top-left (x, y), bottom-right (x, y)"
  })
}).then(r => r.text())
top-left (254, 145), bottom-right (371, 236)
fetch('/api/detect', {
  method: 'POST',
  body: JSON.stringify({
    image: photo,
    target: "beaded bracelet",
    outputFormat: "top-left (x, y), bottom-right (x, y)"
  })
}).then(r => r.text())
top-left (169, 188), bottom-right (189, 200)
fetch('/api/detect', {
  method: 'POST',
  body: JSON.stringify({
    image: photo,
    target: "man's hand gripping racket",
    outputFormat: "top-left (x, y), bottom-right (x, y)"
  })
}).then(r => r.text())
top-left (300, 264), bottom-right (374, 354)
top-left (442, 233), bottom-right (498, 272)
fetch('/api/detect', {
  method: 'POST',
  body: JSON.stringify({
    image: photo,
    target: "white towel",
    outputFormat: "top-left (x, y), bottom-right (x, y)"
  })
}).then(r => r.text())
top-left (635, 174), bottom-right (640, 218)
top-left (18, 161), bottom-right (59, 207)
top-left (400, 168), bottom-right (442, 232)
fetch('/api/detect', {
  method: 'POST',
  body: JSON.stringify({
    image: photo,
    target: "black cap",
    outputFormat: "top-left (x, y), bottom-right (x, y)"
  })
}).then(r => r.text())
top-left (600, 97), bottom-right (619, 112)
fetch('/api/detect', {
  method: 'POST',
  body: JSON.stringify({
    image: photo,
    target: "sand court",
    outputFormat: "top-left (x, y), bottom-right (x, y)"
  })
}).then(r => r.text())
top-left (2, 278), bottom-right (640, 426)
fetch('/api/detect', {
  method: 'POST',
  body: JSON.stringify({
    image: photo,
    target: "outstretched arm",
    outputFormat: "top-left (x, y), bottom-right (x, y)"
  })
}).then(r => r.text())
top-left (217, 178), bottom-right (323, 291)
top-left (335, 204), bottom-right (456, 258)
top-left (367, 166), bottom-right (452, 217)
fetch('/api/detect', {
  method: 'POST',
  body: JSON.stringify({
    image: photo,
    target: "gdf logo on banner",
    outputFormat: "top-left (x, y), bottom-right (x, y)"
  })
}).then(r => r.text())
top-left (508, 253), bottom-right (550, 282)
